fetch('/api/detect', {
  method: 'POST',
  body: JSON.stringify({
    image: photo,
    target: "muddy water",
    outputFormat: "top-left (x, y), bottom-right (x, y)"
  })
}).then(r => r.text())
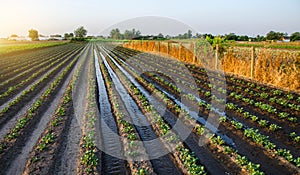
top-left (99, 48), bottom-right (182, 175)
top-left (94, 50), bottom-right (128, 174)
top-left (102, 47), bottom-right (235, 148)
top-left (105, 47), bottom-right (300, 175)
top-left (102, 48), bottom-right (237, 174)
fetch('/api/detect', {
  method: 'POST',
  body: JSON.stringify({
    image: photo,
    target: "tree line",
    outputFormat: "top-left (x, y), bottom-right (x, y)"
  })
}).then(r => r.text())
top-left (24, 27), bottom-right (300, 42)
top-left (176, 31), bottom-right (300, 42)
top-left (109, 28), bottom-right (141, 40)
top-left (108, 28), bottom-right (300, 42)
top-left (26, 26), bottom-right (88, 41)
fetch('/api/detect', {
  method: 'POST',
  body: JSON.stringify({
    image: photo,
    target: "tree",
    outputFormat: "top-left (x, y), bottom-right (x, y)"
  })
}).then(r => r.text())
top-left (64, 33), bottom-right (74, 40)
top-left (290, 32), bottom-right (300, 41)
top-left (123, 30), bottom-right (132, 39)
top-left (203, 34), bottom-right (214, 39)
top-left (64, 33), bottom-right (68, 40)
top-left (110, 28), bottom-right (121, 40)
top-left (182, 32), bottom-right (188, 39)
top-left (225, 33), bottom-right (238, 41)
top-left (110, 28), bottom-right (141, 40)
top-left (74, 26), bottom-right (87, 38)
top-left (187, 30), bottom-right (192, 39)
top-left (195, 33), bottom-right (202, 38)
top-left (255, 35), bottom-right (266, 42)
top-left (158, 33), bottom-right (164, 38)
top-left (238, 35), bottom-right (249, 41)
top-left (165, 35), bottom-right (171, 39)
top-left (28, 29), bottom-right (39, 41)
top-left (266, 31), bottom-right (283, 41)
top-left (133, 29), bottom-right (141, 38)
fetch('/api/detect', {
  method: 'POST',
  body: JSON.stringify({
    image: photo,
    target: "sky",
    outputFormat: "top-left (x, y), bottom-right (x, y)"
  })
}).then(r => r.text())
top-left (0, 0), bottom-right (299, 38)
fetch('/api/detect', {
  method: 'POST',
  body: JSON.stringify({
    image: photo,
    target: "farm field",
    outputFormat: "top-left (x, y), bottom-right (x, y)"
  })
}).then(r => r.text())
top-left (0, 41), bottom-right (299, 175)
top-left (0, 41), bottom-right (68, 55)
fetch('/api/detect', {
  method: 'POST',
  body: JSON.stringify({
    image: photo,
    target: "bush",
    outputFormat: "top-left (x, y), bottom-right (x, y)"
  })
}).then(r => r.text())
top-left (70, 37), bottom-right (88, 42)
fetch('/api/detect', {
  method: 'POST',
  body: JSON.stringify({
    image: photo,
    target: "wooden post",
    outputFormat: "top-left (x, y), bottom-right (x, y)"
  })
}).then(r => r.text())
top-left (158, 41), bottom-right (160, 53)
top-left (192, 42), bottom-right (196, 63)
top-left (250, 46), bottom-right (255, 78)
top-left (179, 43), bottom-right (182, 60)
top-left (167, 42), bottom-right (169, 55)
top-left (215, 44), bottom-right (219, 69)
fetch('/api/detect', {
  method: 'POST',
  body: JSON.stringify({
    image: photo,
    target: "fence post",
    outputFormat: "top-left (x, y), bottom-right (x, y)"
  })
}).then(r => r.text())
top-left (215, 44), bottom-right (219, 69)
top-left (179, 43), bottom-right (182, 60)
top-left (158, 41), bottom-right (160, 53)
top-left (167, 42), bottom-right (169, 55)
top-left (250, 46), bottom-right (255, 78)
top-left (192, 42), bottom-right (196, 63)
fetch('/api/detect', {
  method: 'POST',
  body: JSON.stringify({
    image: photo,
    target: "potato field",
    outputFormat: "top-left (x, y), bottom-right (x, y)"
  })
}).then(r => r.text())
top-left (0, 42), bottom-right (299, 175)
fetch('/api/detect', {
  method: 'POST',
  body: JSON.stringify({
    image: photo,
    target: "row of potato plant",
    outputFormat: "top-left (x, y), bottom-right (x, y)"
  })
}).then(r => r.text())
top-left (111, 46), bottom-right (299, 143)
top-left (0, 47), bottom-right (83, 100)
top-left (0, 48), bottom-right (82, 153)
top-left (0, 46), bottom-right (79, 89)
top-left (103, 45), bottom-right (265, 175)
top-left (100, 46), bottom-right (208, 175)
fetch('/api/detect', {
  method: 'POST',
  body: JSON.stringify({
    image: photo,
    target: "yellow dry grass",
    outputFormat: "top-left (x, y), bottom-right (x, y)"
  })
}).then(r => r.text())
top-left (123, 41), bottom-right (300, 92)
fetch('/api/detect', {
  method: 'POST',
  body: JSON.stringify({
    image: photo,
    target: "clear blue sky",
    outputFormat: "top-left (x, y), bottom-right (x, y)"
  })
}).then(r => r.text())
top-left (0, 0), bottom-right (299, 37)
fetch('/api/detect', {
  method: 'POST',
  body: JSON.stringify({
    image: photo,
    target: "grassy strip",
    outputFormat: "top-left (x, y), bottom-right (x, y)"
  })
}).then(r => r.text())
top-left (0, 41), bottom-right (67, 55)
top-left (228, 43), bottom-right (300, 50)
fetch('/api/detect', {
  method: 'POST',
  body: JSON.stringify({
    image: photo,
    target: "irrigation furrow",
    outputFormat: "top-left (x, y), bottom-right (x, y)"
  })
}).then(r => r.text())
top-left (102, 45), bottom-right (299, 175)
top-left (98, 48), bottom-right (182, 175)
top-left (101, 46), bottom-right (239, 175)
top-left (111, 48), bottom-right (300, 157)
top-left (112, 45), bottom-right (300, 113)
top-left (94, 49), bottom-right (128, 174)
top-left (102, 46), bottom-right (234, 146)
